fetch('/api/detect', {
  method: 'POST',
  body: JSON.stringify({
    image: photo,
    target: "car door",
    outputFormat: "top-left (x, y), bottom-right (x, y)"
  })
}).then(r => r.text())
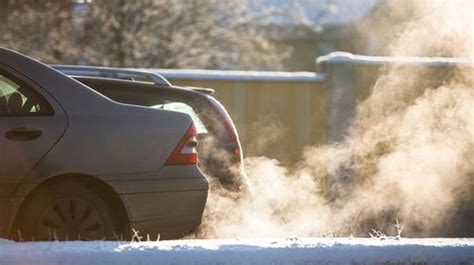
top-left (0, 66), bottom-right (67, 233)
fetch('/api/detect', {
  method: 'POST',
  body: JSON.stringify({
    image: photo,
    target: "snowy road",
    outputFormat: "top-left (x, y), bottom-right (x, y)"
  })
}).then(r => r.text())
top-left (0, 238), bottom-right (473, 265)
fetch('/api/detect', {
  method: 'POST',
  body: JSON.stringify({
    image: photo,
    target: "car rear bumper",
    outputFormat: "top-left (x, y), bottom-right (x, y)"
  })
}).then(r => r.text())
top-left (103, 165), bottom-right (208, 238)
top-left (130, 213), bottom-right (204, 239)
top-left (121, 189), bottom-right (207, 239)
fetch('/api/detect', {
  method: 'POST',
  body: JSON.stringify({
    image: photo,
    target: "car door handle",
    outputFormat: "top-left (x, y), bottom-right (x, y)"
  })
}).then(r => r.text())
top-left (5, 127), bottom-right (43, 141)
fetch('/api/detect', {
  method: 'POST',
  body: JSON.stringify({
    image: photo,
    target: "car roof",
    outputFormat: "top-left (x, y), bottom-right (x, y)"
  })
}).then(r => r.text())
top-left (0, 48), bottom-right (112, 114)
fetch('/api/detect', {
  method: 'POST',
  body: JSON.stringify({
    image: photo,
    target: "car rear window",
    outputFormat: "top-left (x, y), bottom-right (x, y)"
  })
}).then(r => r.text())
top-left (152, 101), bottom-right (208, 134)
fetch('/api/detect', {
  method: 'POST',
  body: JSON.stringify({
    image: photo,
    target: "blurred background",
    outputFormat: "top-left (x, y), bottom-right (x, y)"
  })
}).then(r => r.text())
top-left (0, 0), bottom-right (420, 71)
top-left (1, 0), bottom-right (472, 238)
top-left (0, 0), bottom-right (441, 164)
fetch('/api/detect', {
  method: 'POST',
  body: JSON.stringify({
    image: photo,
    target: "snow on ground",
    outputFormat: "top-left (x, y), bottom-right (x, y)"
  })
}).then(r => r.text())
top-left (0, 237), bottom-right (473, 265)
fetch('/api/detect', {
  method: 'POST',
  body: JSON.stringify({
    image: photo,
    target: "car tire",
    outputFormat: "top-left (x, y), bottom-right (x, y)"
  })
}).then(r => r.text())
top-left (14, 180), bottom-right (123, 241)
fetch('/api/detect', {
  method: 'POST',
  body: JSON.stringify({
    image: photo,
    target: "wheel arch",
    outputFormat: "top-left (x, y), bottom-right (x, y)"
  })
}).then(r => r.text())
top-left (9, 173), bottom-right (130, 239)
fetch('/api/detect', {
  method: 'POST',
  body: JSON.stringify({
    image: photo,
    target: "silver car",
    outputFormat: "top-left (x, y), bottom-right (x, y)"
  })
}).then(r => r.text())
top-left (52, 65), bottom-right (249, 194)
top-left (0, 48), bottom-right (208, 241)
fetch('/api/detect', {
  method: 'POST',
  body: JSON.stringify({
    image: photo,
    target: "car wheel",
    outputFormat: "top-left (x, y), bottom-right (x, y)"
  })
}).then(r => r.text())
top-left (14, 180), bottom-right (123, 241)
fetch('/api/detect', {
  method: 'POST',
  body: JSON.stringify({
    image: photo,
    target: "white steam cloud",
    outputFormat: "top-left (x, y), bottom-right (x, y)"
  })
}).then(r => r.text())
top-left (194, 0), bottom-right (473, 238)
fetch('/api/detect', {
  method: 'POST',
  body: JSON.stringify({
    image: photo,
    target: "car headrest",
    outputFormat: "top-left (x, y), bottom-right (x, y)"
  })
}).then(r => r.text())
top-left (0, 90), bottom-right (7, 113)
top-left (8, 92), bottom-right (23, 113)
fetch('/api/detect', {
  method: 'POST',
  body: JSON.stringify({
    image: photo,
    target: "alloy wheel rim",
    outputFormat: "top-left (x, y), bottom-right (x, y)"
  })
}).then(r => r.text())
top-left (36, 198), bottom-right (105, 240)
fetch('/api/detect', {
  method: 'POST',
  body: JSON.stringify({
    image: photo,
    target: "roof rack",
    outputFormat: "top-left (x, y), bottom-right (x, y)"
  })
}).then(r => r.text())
top-left (52, 65), bottom-right (172, 86)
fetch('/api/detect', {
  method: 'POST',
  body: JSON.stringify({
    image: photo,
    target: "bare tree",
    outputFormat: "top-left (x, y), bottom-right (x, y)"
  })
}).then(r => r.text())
top-left (77, 0), bottom-right (293, 69)
top-left (0, 0), bottom-right (77, 64)
top-left (0, 0), bottom-right (331, 70)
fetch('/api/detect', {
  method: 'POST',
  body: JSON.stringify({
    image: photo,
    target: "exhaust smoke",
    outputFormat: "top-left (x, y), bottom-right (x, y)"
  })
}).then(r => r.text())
top-left (195, 0), bottom-right (473, 238)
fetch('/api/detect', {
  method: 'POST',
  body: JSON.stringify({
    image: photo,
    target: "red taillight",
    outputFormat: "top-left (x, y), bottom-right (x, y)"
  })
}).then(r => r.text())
top-left (221, 115), bottom-right (242, 161)
top-left (208, 98), bottom-right (242, 161)
top-left (165, 123), bottom-right (198, 165)
top-left (233, 145), bottom-right (241, 158)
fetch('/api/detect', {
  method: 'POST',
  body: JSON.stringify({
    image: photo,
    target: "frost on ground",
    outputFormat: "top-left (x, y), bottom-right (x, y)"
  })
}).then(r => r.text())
top-left (0, 238), bottom-right (473, 265)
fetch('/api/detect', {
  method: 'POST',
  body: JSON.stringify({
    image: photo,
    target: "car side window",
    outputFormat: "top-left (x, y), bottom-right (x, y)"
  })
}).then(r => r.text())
top-left (152, 101), bottom-right (208, 134)
top-left (0, 70), bottom-right (53, 116)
